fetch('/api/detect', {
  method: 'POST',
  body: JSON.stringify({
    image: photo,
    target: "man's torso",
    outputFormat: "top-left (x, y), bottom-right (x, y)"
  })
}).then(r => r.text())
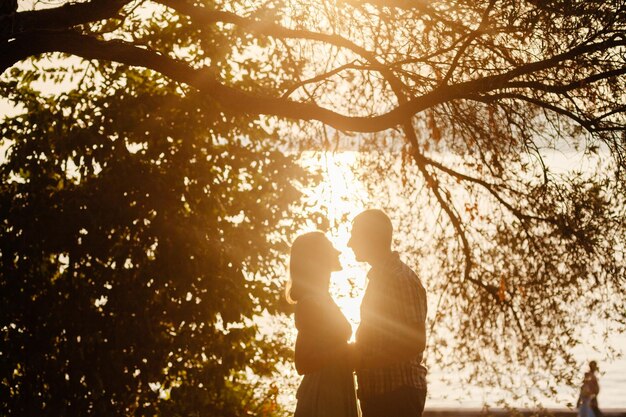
top-left (356, 252), bottom-right (427, 399)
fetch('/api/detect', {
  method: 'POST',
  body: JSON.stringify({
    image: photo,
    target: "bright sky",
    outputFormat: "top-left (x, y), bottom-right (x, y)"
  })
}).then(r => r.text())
top-left (298, 152), bottom-right (370, 332)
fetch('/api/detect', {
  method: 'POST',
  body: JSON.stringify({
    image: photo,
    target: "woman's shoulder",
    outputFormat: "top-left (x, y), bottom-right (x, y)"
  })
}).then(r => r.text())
top-left (295, 295), bottom-right (325, 328)
top-left (295, 294), bottom-right (325, 312)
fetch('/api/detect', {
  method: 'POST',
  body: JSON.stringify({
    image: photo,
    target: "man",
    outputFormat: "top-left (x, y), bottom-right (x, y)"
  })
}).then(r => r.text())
top-left (588, 361), bottom-right (602, 417)
top-left (349, 209), bottom-right (427, 417)
top-left (577, 361), bottom-right (601, 417)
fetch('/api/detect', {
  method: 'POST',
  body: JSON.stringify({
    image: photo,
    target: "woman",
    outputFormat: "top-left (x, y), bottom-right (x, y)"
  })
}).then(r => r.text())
top-left (287, 231), bottom-right (360, 417)
top-left (577, 361), bottom-right (600, 417)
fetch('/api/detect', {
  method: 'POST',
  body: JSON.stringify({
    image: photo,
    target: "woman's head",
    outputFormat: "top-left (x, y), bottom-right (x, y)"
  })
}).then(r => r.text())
top-left (286, 231), bottom-right (341, 303)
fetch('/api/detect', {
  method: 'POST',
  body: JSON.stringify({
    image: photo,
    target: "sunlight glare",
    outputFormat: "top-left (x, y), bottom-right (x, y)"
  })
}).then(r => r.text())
top-left (299, 151), bottom-right (372, 338)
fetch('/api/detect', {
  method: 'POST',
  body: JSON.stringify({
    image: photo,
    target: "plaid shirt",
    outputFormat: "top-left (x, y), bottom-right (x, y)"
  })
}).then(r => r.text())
top-left (355, 251), bottom-right (427, 398)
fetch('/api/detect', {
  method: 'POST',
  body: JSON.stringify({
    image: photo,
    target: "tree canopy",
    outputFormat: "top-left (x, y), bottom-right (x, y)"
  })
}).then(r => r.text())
top-left (1, 0), bottom-right (625, 414)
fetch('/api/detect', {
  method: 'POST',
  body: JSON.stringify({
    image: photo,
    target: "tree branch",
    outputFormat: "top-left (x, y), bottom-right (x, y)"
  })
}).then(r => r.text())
top-left (0, 0), bottom-right (130, 39)
top-left (473, 92), bottom-right (599, 133)
top-left (2, 15), bottom-right (624, 135)
top-left (0, 31), bottom-right (417, 132)
top-left (281, 61), bottom-right (374, 98)
top-left (422, 154), bottom-right (552, 224)
top-left (505, 67), bottom-right (626, 95)
top-left (347, 0), bottom-right (430, 10)
top-left (158, 0), bottom-right (378, 62)
top-left (440, 0), bottom-right (496, 86)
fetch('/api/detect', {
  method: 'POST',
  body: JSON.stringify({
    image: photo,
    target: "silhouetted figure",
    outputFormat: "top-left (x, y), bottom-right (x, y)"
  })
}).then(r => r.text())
top-left (0, 0), bottom-right (18, 15)
top-left (577, 361), bottom-right (600, 417)
top-left (349, 209), bottom-right (427, 417)
top-left (288, 231), bottom-right (360, 417)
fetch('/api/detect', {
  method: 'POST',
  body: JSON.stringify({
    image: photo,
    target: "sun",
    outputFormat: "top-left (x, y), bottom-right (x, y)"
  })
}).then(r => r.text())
top-left (299, 151), bottom-right (371, 338)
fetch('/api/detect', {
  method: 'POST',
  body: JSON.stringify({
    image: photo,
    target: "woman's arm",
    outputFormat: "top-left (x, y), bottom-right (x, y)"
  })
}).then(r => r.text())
top-left (295, 335), bottom-right (351, 375)
top-left (294, 297), bottom-right (353, 375)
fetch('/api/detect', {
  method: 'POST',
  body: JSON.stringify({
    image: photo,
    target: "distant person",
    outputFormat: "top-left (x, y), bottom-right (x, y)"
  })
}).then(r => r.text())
top-left (288, 231), bottom-right (360, 417)
top-left (577, 361), bottom-right (600, 417)
top-left (348, 209), bottom-right (428, 417)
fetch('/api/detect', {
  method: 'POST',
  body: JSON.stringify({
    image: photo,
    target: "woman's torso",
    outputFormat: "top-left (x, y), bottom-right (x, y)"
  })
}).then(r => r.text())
top-left (294, 294), bottom-right (359, 417)
top-left (294, 294), bottom-right (352, 357)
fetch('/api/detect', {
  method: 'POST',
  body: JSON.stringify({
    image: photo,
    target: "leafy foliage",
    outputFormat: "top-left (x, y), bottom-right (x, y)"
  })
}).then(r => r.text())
top-left (0, 59), bottom-right (311, 417)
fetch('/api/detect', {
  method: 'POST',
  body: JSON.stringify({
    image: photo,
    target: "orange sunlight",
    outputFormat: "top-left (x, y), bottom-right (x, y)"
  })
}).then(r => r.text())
top-left (299, 151), bottom-right (371, 337)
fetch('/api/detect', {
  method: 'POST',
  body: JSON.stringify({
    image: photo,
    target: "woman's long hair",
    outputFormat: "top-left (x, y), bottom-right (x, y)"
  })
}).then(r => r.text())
top-left (286, 231), bottom-right (332, 304)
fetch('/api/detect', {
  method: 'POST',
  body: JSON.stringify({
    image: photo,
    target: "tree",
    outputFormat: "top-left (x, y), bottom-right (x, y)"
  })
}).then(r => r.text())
top-left (1, 0), bottom-right (625, 412)
top-left (0, 4), bottom-right (318, 414)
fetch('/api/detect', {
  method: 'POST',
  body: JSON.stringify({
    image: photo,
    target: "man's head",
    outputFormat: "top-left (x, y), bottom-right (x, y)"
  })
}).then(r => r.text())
top-left (348, 209), bottom-right (393, 264)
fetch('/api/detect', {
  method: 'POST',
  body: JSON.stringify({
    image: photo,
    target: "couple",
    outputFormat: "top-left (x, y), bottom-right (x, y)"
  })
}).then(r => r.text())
top-left (288, 209), bottom-right (427, 417)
